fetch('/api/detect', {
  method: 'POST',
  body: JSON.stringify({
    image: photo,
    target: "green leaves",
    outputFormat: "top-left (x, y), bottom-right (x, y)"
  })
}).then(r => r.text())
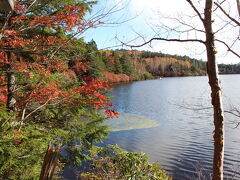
top-left (80, 145), bottom-right (171, 180)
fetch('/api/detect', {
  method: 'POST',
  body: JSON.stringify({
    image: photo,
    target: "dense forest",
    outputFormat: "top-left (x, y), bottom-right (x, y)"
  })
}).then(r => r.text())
top-left (218, 63), bottom-right (240, 74)
top-left (84, 47), bottom-right (208, 83)
top-left (94, 49), bottom-right (240, 83)
top-left (0, 0), bottom-right (170, 179)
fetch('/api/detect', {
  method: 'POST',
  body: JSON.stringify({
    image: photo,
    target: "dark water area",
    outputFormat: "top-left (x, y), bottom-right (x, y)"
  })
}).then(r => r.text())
top-left (104, 75), bottom-right (240, 180)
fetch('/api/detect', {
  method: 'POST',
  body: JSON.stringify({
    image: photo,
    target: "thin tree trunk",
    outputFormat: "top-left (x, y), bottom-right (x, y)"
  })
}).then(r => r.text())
top-left (4, 12), bottom-right (16, 112)
top-left (237, 0), bottom-right (240, 18)
top-left (204, 1), bottom-right (224, 180)
top-left (6, 51), bottom-right (16, 112)
top-left (39, 144), bottom-right (62, 180)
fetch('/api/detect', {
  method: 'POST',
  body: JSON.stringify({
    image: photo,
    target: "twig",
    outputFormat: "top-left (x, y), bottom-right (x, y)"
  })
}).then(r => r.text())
top-left (215, 39), bottom-right (240, 58)
top-left (186, 0), bottom-right (205, 24)
top-left (224, 110), bottom-right (240, 118)
top-left (23, 98), bottom-right (52, 121)
top-left (214, 2), bottom-right (240, 26)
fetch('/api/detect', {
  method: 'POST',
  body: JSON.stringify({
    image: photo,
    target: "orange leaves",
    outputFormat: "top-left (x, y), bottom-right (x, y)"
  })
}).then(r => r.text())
top-left (0, 2), bottom-right (118, 120)
top-left (79, 79), bottom-right (118, 118)
top-left (108, 56), bottom-right (115, 64)
top-left (28, 83), bottom-right (61, 103)
top-left (82, 79), bottom-right (108, 94)
top-left (14, 2), bottom-right (27, 14)
top-left (64, 5), bottom-right (84, 12)
top-left (13, 3), bottom-right (84, 31)
top-left (11, 129), bottom-right (24, 144)
top-left (103, 72), bottom-right (130, 83)
top-left (61, 5), bottom-right (84, 30)
top-left (0, 76), bottom-right (4, 84)
top-left (0, 52), bottom-right (7, 63)
top-left (0, 31), bottom-right (29, 48)
top-left (12, 15), bottom-right (30, 24)
top-left (12, 61), bottom-right (28, 72)
top-left (29, 5), bottom-right (84, 31)
top-left (48, 59), bottom-right (68, 72)
top-left (40, 36), bottom-right (64, 46)
top-left (0, 86), bottom-right (7, 105)
top-left (104, 108), bottom-right (119, 119)
top-left (16, 82), bottom-right (62, 108)
top-left (2, 30), bottom-right (19, 36)
top-left (30, 56), bottom-right (68, 73)
top-left (183, 61), bottom-right (191, 68)
top-left (12, 129), bottom-right (24, 136)
top-left (66, 78), bottom-right (116, 117)
top-left (70, 79), bottom-right (108, 97)
top-left (73, 61), bottom-right (89, 75)
top-left (29, 15), bottom-right (52, 27)
top-left (0, 76), bottom-right (7, 105)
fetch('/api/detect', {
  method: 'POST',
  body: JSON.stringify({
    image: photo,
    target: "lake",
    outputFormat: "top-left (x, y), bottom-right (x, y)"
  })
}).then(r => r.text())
top-left (104, 75), bottom-right (240, 180)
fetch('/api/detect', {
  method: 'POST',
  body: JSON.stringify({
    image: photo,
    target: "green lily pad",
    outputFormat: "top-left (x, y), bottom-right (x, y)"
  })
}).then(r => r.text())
top-left (104, 113), bottom-right (159, 132)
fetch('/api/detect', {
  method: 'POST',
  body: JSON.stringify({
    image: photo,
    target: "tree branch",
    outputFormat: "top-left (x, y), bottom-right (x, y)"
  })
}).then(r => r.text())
top-left (215, 39), bottom-right (240, 58)
top-left (224, 110), bottom-right (240, 118)
top-left (0, 11), bottom-right (13, 39)
top-left (186, 0), bottom-right (205, 24)
top-left (214, 2), bottom-right (240, 27)
top-left (23, 98), bottom-right (52, 121)
top-left (119, 37), bottom-right (205, 48)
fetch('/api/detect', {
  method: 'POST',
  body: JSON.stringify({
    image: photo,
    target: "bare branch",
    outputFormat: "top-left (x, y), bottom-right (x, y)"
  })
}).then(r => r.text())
top-left (25, 0), bottom-right (38, 13)
top-left (23, 98), bottom-right (52, 121)
top-left (119, 37), bottom-right (205, 48)
top-left (214, 21), bottom-right (231, 34)
top-left (0, 11), bottom-right (13, 39)
top-left (21, 103), bottom-right (28, 121)
top-left (215, 39), bottom-right (240, 58)
top-left (224, 110), bottom-right (240, 118)
top-left (186, 0), bottom-right (205, 24)
top-left (214, 2), bottom-right (240, 27)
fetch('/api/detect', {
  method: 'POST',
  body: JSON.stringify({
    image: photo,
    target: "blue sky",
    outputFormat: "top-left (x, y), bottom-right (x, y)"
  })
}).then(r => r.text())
top-left (82, 0), bottom-right (240, 64)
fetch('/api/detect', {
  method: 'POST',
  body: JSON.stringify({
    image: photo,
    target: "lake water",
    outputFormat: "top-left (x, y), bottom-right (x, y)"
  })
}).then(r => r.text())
top-left (104, 75), bottom-right (240, 180)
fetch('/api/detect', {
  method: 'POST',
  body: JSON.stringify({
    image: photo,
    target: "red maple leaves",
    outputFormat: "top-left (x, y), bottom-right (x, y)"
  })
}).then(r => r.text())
top-left (0, 2), bottom-right (118, 119)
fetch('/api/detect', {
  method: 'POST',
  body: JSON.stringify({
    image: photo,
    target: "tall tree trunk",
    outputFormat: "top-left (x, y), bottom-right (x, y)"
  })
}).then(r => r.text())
top-left (6, 51), bottom-right (16, 112)
top-left (204, 1), bottom-right (224, 180)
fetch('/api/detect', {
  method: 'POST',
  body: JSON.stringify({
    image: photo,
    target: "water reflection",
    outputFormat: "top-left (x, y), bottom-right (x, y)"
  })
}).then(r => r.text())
top-left (105, 75), bottom-right (240, 180)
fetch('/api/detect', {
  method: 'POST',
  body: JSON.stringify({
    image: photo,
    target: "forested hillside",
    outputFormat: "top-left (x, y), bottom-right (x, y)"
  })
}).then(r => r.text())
top-left (0, 1), bottom-right (169, 179)
top-left (94, 49), bottom-right (240, 83)
top-left (95, 49), bottom-right (207, 83)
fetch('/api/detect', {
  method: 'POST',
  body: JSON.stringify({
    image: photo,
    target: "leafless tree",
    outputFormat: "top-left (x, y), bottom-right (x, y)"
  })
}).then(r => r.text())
top-left (119, 0), bottom-right (240, 179)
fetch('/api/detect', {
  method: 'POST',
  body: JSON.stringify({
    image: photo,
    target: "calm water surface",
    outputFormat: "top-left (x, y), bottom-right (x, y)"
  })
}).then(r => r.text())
top-left (104, 75), bottom-right (240, 180)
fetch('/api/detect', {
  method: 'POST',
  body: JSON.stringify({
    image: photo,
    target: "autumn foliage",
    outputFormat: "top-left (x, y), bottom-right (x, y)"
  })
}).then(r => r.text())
top-left (103, 72), bottom-right (130, 84)
top-left (0, 1), bottom-right (118, 178)
top-left (0, 1), bottom-right (117, 119)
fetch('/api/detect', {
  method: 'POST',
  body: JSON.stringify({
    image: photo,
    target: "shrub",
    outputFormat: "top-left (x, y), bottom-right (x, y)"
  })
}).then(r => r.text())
top-left (80, 145), bottom-right (171, 180)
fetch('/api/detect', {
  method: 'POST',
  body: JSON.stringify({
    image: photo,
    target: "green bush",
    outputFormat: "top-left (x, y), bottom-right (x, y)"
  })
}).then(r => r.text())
top-left (80, 145), bottom-right (171, 180)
